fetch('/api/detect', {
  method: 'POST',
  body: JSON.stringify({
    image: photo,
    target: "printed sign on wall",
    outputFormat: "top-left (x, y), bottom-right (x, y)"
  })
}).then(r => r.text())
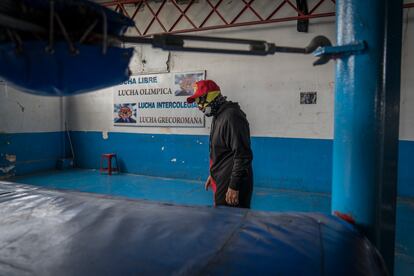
top-left (300, 91), bottom-right (317, 104)
top-left (113, 71), bottom-right (205, 127)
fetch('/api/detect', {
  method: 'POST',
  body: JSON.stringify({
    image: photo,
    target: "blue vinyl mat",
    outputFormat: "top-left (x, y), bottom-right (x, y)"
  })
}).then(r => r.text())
top-left (0, 180), bottom-right (386, 275)
top-left (8, 169), bottom-right (414, 275)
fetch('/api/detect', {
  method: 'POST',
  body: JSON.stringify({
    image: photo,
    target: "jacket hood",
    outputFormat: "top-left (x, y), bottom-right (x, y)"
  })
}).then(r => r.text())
top-left (215, 101), bottom-right (244, 117)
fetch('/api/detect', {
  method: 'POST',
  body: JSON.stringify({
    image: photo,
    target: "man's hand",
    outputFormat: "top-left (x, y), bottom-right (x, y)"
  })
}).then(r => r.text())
top-left (226, 188), bottom-right (239, 206)
top-left (205, 175), bottom-right (212, 191)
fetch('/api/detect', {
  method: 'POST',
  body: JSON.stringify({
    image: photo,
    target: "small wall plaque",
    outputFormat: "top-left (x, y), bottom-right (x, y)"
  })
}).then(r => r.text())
top-left (300, 92), bottom-right (317, 104)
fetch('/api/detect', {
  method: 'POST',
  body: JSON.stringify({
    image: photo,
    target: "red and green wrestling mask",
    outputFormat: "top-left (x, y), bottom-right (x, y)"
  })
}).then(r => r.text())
top-left (187, 80), bottom-right (221, 116)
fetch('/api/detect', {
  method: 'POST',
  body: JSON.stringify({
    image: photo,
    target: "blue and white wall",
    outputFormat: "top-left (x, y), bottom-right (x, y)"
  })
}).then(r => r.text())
top-left (399, 7), bottom-right (414, 197)
top-left (1, 2), bottom-right (413, 197)
top-left (0, 83), bottom-right (67, 177)
top-left (65, 16), bottom-right (336, 191)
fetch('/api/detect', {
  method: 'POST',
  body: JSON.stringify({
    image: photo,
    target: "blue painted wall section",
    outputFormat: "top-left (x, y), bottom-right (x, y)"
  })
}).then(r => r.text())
top-left (70, 131), bottom-right (414, 198)
top-left (70, 131), bottom-right (333, 193)
top-left (251, 137), bottom-right (332, 193)
top-left (71, 131), bottom-right (210, 181)
top-left (0, 132), bottom-right (67, 177)
top-left (3, 131), bottom-right (414, 198)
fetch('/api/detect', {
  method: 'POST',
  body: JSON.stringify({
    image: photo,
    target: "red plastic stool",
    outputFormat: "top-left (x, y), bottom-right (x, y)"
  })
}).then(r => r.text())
top-left (100, 153), bottom-right (119, 175)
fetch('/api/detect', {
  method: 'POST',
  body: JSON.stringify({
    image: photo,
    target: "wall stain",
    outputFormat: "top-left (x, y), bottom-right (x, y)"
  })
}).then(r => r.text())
top-left (16, 101), bottom-right (25, 112)
top-left (1, 154), bottom-right (16, 179)
top-left (0, 165), bottom-right (15, 173)
top-left (166, 52), bottom-right (171, 73)
top-left (5, 154), bottom-right (16, 162)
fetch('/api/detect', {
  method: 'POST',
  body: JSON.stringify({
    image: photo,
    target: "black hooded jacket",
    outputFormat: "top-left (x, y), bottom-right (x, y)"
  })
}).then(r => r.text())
top-left (209, 101), bottom-right (253, 208)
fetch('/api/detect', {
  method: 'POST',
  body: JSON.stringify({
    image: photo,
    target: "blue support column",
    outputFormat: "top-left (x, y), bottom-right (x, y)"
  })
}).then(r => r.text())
top-left (332, 0), bottom-right (402, 274)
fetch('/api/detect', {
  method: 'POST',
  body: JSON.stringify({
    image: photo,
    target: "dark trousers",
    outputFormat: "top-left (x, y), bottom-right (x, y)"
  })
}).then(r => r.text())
top-left (214, 180), bottom-right (253, 209)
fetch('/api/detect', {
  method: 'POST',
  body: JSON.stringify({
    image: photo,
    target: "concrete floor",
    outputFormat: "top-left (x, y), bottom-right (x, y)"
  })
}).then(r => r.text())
top-left (10, 169), bottom-right (414, 276)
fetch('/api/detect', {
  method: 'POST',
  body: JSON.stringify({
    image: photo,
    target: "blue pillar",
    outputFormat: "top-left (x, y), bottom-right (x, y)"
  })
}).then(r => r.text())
top-left (332, 0), bottom-right (402, 274)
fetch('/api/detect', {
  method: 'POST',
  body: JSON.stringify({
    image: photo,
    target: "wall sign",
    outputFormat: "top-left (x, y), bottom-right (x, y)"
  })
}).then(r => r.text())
top-left (300, 91), bottom-right (317, 104)
top-left (113, 71), bottom-right (205, 127)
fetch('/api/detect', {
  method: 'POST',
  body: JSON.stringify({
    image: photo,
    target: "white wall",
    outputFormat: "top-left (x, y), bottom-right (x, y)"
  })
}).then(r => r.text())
top-left (66, 18), bottom-right (336, 139)
top-left (66, 6), bottom-right (414, 141)
top-left (0, 2), bottom-right (409, 141)
top-left (399, 8), bottom-right (414, 141)
top-left (0, 83), bottom-right (64, 133)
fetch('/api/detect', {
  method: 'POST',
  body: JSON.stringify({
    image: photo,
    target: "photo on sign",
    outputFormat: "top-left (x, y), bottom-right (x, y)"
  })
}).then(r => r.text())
top-left (300, 92), bottom-right (317, 104)
top-left (173, 72), bottom-right (205, 96)
top-left (114, 103), bottom-right (137, 124)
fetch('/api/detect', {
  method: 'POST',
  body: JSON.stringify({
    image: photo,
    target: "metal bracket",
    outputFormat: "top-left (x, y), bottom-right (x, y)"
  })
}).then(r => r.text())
top-left (120, 34), bottom-right (333, 66)
top-left (313, 41), bottom-right (367, 65)
top-left (296, 0), bottom-right (309, 33)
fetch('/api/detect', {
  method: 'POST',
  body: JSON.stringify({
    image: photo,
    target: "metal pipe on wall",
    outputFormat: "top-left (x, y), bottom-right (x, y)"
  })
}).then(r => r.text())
top-left (331, 0), bottom-right (402, 274)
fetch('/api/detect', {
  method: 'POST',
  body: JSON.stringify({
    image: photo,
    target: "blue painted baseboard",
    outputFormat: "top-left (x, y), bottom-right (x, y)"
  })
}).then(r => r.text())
top-left (2, 131), bottom-right (413, 197)
top-left (70, 131), bottom-right (414, 197)
top-left (251, 137), bottom-right (332, 193)
top-left (0, 132), bottom-right (67, 176)
top-left (71, 131), bottom-right (210, 181)
top-left (398, 140), bottom-right (414, 197)
top-left (70, 132), bottom-right (333, 193)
